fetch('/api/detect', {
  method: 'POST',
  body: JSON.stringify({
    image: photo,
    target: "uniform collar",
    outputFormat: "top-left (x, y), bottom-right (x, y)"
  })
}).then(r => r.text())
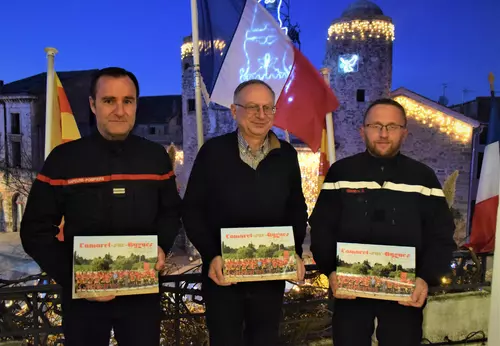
top-left (92, 130), bottom-right (133, 153)
top-left (363, 149), bottom-right (401, 167)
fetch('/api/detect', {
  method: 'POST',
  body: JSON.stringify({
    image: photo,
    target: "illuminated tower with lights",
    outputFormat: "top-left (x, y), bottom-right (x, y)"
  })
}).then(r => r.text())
top-left (324, 0), bottom-right (395, 159)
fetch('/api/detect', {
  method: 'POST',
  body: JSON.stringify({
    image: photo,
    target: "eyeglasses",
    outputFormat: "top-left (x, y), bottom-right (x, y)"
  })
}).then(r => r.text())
top-left (234, 103), bottom-right (276, 116)
top-left (365, 124), bottom-right (406, 132)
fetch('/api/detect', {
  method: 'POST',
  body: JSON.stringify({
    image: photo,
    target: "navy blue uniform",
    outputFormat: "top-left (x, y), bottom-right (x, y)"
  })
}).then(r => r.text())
top-left (310, 150), bottom-right (455, 346)
top-left (21, 132), bottom-right (181, 346)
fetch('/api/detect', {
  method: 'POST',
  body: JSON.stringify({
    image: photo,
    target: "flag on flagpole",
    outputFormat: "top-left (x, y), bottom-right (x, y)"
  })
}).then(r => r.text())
top-left (48, 72), bottom-right (81, 241)
top-left (196, 0), bottom-right (338, 152)
top-left (48, 73), bottom-right (81, 150)
top-left (466, 73), bottom-right (499, 253)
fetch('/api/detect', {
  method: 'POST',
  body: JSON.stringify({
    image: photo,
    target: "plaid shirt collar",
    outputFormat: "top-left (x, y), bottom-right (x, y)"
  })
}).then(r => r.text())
top-left (237, 130), bottom-right (270, 156)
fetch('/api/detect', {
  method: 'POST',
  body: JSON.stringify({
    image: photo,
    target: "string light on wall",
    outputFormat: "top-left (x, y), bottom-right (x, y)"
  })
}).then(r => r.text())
top-left (328, 20), bottom-right (395, 41)
top-left (181, 40), bottom-right (226, 59)
top-left (393, 96), bottom-right (473, 143)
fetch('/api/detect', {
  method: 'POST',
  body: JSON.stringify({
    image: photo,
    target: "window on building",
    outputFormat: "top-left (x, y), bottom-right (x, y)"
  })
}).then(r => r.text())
top-left (479, 125), bottom-right (488, 145)
top-left (477, 152), bottom-right (484, 179)
top-left (11, 113), bottom-right (20, 134)
top-left (149, 127), bottom-right (156, 135)
top-left (12, 141), bottom-right (21, 167)
top-left (188, 99), bottom-right (195, 112)
top-left (356, 89), bottom-right (366, 102)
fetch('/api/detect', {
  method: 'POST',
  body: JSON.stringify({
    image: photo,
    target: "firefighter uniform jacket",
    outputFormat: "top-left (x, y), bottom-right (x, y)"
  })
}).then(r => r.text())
top-left (309, 150), bottom-right (456, 286)
top-left (20, 133), bottom-right (181, 289)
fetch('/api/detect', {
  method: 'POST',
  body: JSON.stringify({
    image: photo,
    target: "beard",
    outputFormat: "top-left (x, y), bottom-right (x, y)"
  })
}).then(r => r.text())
top-left (365, 136), bottom-right (402, 158)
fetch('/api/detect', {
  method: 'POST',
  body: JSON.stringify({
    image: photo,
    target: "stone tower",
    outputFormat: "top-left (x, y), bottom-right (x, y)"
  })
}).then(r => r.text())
top-left (324, 0), bottom-right (394, 159)
top-left (179, 36), bottom-right (234, 196)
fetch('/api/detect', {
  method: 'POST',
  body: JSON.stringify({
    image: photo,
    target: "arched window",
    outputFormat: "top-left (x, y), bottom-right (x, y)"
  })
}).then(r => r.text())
top-left (12, 193), bottom-right (23, 232)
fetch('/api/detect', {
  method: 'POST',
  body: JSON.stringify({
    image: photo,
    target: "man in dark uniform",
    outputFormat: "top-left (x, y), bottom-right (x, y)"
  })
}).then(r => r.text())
top-left (183, 79), bottom-right (307, 346)
top-left (20, 67), bottom-right (181, 346)
top-left (310, 98), bottom-right (456, 346)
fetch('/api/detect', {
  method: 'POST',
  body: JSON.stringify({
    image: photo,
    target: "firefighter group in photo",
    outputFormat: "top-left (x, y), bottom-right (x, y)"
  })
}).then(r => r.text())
top-left (337, 274), bottom-right (415, 296)
top-left (75, 269), bottom-right (158, 292)
top-left (224, 256), bottom-right (296, 277)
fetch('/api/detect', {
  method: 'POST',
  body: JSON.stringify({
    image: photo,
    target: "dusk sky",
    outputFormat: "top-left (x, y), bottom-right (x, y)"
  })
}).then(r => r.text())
top-left (0, 0), bottom-right (498, 106)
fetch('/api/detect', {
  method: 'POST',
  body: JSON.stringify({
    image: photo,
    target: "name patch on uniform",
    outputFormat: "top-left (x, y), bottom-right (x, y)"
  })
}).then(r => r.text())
top-left (346, 188), bottom-right (365, 194)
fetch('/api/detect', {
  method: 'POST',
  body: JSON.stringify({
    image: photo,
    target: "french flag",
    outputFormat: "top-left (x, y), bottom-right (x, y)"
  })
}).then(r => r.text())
top-left (196, 0), bottom-right (338, 152)
top-left (467, 78), bottom-right (500, 253)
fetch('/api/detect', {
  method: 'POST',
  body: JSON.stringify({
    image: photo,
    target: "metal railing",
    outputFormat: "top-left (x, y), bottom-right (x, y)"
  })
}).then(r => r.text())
top-left (0, 251), bottom-right (492, 346)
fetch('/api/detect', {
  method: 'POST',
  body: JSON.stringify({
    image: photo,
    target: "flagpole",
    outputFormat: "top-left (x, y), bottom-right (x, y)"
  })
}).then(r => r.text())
top-left (488, 72), bottom-right (499, 346)
top-left (44, 47), bottom-right (58, 160)
top-left (320, 68), bottom-right (336, 164)
top-left (190, 0), bottom-right (204, 151)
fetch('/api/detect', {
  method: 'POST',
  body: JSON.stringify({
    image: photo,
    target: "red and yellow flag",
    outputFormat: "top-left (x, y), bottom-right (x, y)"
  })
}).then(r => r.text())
top-left (49, 73), bottom-right (81, 241)
top-left (317, 127), bottom-right (330, 195)
top-left (48, 73), bottom-right (81, 151)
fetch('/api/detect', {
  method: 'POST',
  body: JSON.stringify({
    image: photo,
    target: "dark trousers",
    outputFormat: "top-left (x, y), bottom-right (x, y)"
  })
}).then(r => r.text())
top-left (332, 298), bottom-right (424, 346)
top-left (61, 292), bottom-right (161, 346)
top-left (202, 276), bottom-right (286, 346)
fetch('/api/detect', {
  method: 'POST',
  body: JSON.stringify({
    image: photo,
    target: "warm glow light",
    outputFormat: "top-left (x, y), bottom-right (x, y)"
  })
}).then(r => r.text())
top-left (296, 147), bottom-right (321, 215)
top-left (181, 40), bottom-right (226, 59)
top-left (175, 150), bottom-right (184, 166)
top-left (393, 96), bottom-right (473, 143)
top-left (328, 19), bottom-right (395, 41)
top-left (441, 276), bottom-right (452, 285)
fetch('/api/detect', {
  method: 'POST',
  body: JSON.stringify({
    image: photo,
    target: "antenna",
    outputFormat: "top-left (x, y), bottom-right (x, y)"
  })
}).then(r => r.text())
top-left (441, 83), bottom-right (448, 96)
top-left (438, 83), bottom-right (449, 106)
top-left (462, 88), bottom-right (475, 105)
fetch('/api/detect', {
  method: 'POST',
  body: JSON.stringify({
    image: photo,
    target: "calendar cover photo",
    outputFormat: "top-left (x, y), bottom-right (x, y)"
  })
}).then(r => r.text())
top-left (72, 235), bottom-right (159, 299)
top-left (336, 242), bottom-right (416, 302)
top-left (221, 226), bottom-right (298, 283)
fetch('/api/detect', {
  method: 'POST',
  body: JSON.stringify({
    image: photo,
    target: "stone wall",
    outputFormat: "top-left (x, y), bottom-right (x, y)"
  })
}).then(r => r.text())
top-left (133, 116), bottom-right (182, 146)
top-left (324, 36), bottom-right (393, 160)
top-left (0, 98), bottom-right (34, 233)
top-left (180, 55), bottom-right (211, 198)
top-left (402, 117), bottom-right (473, 243)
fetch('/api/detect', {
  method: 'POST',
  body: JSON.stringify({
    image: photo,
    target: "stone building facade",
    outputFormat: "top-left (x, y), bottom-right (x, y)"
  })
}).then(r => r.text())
top-left (132, 95), bottom-right (183, 147)
top-left (0, 95), bottom-right (36, 232)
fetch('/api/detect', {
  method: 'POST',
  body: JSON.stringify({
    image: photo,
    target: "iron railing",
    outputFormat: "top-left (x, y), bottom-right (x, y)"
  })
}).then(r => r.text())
top-left (0, 251), bottom-right (492, 346)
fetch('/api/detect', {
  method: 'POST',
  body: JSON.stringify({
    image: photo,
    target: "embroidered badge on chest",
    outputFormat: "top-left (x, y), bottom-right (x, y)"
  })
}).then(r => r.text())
top-left (113, 187), bottom-right (126, 197)
top-left (346, 188), bottom-right (365, 194)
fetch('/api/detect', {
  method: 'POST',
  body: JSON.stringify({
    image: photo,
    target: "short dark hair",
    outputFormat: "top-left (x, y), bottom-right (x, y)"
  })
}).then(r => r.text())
top-left (233, 79), bottom-right (275, 103)
top-left (363, 98), bottom-right (407, 126)
top-left (90, 67), bottom-right (140, 99)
